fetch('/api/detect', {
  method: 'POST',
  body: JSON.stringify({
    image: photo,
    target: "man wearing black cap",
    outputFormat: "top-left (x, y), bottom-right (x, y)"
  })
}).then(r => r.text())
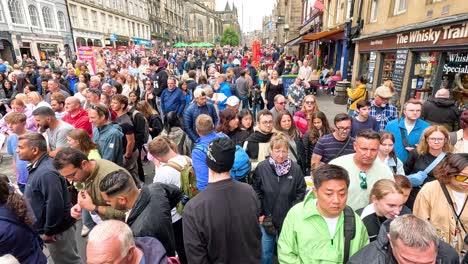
top-left (183, 137), bottom-right (262, 264)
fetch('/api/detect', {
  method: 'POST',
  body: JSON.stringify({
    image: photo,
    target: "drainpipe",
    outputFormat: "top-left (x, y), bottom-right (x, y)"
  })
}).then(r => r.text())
top-left (341, 0), bottom-right (355, 79)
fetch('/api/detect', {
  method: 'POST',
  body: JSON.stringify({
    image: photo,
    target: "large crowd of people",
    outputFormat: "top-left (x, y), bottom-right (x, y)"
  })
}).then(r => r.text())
top-left (0, 46), bottom-right (467, 264)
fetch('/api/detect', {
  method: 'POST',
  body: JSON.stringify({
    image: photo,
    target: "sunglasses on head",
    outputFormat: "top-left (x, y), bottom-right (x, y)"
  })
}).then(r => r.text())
top-left (359, 171), bottom-right (367, 189)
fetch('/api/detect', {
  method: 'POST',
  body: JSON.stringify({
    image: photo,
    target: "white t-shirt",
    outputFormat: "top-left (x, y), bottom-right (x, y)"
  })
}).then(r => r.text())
top-left (315, 199), bottom-right (339, 238)
top-left (463, 139), bottom-right (468, 153)
top-left (405, 121), bottom-right (415, 134)
top-left (323, 215), bottom-right (339, 238)
top-left (452, 190), bottom-right (467, 215)
top-left (153, 155), bottom-right (189, 223)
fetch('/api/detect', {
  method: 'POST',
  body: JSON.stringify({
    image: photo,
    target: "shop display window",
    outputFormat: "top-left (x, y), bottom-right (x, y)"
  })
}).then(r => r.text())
top-left (358, 53), bottom-right (370, 77)
top-left (442, 51), bottom-right (468, 108)
top-left (410, 52), bottom-right (439, 101)
top-left (381, 53), bottom-right (396, 81)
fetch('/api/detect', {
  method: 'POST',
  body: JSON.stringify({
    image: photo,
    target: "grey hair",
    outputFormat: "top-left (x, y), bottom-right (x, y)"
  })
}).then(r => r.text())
top-left (389, 215), bottom-right (439, 250)
top-left (88, 220), bottom-right (134, 258)
top-left (102, 83), bottom-right (111, 89)
top-left (90, 75), bottom-right (101, 83)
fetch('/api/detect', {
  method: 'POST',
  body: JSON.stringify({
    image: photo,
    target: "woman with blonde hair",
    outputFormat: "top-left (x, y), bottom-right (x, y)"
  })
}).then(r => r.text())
top-left (136, 100), bottom-right (163, 139)
top-left (252, 132), bottom-right (306, 264)
top-left (414, 153), bottom-right (468, 254)
top-left (27, 91), bottom-right (50, 110)
top-left (357, 179), bottom-right (407, 242)
top-left (347, 75), bottom-right (367, 115)
top-left (404, 125), bottom-right (453, 209)
top-left (275, 110), bottom-right (306, 173)
top-left (293, 94), bottom-right (319, 134)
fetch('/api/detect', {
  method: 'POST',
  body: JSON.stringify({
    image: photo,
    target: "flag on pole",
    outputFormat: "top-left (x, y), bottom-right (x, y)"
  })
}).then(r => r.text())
top-left (313, 0), bottom-right (325, 10)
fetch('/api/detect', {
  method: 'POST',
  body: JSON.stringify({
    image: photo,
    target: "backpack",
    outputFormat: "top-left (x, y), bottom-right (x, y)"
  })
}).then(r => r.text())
top-left (165, 156), bottom-right (199, 214)
top-left (195, 143), bottom-right (251, 181)
top-left (343, 205), bottom-right (356, 263)
top-left (130, 110), bottom-right (149, 145)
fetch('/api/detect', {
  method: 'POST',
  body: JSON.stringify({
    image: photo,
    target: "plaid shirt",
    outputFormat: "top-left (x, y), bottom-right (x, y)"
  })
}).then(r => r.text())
top-left (353, 100), bottom-right (398, 131)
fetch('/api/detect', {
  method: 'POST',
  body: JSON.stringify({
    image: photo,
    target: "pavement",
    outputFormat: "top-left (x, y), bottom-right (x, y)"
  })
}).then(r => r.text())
top-left (0, 94), bottom-right (345, 263)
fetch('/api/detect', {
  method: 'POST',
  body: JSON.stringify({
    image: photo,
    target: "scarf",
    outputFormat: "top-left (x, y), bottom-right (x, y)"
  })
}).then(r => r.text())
top-left (269, 156), bottom-right (291, 176)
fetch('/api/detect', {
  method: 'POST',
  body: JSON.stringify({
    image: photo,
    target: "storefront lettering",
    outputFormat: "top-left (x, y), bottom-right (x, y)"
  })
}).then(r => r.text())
top-left (370, 40), bottom-right (383, 46)
top-left (396, 23), bottom-right (468, 45)
top-left (448, 53), bottom-right (468, 63)
top-left (443, 64), bottom-right (468, 74)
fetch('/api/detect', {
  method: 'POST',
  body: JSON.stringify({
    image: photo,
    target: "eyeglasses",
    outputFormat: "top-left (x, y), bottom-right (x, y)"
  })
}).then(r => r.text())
top-left (277, 102), bottom-right (286, 105)
top-left (261, 120), bottom-right (273, 125)
top-left (455, 174), bottom-right (468, 182)
top-left (305, 101), bottom-right (315, 105)
top-left (359, 171), bottom-right (367, 189)
top-left (336, 126), bottom-right (351, 132)
top-left (427, 137), bottom-right (445, 143)
top-left (62, 169), bottom-right (79, 180)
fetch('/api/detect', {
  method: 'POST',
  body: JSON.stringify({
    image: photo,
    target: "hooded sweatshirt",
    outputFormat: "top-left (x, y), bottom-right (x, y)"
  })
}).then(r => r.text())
top-left (422, 97), bottom-right (460, 131)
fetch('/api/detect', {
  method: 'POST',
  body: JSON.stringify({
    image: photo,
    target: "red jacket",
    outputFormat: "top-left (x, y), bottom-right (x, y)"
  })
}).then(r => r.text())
top-left (62, 108), bottom-right (93, 137)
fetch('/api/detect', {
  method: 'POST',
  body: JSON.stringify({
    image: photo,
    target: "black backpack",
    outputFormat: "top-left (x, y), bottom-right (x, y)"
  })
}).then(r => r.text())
top-left (129, 110), bottom-right (149, 147)
top-left (343, 206), bottom-right (356, 263)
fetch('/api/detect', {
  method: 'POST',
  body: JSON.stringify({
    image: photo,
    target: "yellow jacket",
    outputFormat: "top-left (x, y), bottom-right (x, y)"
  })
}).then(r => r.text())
top-left (414, 180), bottom-right (468, 254)
top-left (347, 84), bottom-right (367, 110)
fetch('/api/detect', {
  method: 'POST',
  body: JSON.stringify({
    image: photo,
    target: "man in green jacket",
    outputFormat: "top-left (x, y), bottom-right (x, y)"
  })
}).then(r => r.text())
top-left (53, 147), bottom-right (132, 221)
top-left (278, 164), bottom-right (369, 263)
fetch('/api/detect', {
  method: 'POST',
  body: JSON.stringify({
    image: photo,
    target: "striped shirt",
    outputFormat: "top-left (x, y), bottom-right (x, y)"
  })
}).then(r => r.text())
top-left (313, 134), bottom-right (355, 164)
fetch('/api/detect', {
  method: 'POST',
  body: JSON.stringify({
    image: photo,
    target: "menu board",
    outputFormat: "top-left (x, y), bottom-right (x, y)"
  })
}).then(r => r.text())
top-left (392, 49), bottom-right (409, 91)
top-left (366, 51), bottom-right (377, 90)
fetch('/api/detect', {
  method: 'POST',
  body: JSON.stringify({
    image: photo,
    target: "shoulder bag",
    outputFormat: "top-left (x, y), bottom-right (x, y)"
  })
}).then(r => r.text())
top-left (439, 183), bottom-right (468, 244)
top-left (407, 152), bottom-right (446, 187)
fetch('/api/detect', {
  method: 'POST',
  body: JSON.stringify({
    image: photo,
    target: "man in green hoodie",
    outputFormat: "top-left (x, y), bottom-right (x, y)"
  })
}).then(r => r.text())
top-left (278, 164), bottom-right (369, 263)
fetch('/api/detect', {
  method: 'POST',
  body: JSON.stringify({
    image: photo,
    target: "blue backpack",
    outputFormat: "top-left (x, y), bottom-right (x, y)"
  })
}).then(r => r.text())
top-left (194, 142), bottom-right (251, 181)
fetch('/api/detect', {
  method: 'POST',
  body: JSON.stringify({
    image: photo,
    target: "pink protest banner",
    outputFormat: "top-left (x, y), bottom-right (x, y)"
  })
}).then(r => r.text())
top-left (77, 46), bottom-right (97, 75)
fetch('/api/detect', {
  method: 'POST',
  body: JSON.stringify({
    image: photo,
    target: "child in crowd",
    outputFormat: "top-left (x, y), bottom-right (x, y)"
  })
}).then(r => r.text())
top-left (351, 100), bottom-right (379, 137)
top-left (5, 112), bottom-right (29, 193)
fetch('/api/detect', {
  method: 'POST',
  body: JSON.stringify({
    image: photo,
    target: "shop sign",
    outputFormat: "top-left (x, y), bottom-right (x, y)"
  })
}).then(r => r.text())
top-left (396, 23), bottom-right (468, 45)
top-left (443, 52), bottom-right (468, 74)
top-left (392, 49), bottom-right (409, 91)
top-left (367, 51), bottom-right (377, 90)
top-left (359, 22), bottom-right (468, 51)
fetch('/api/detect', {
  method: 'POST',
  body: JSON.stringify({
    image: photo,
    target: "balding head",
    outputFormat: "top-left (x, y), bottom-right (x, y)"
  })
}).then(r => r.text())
top-left (65, 96), bottom-right (81, 113)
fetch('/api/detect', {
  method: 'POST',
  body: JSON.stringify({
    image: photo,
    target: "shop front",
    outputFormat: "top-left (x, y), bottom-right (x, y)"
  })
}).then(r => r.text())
top-left (353, 17), bottom-right (468, 107)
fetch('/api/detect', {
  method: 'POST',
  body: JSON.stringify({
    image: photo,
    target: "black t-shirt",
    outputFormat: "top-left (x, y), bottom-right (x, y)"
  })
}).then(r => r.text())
top-left (115, 114), bottom-right (135, 153)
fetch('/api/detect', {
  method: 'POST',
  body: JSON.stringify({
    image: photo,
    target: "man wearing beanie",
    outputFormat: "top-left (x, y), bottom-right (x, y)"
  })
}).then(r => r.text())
top-left (183, 137), bottom-right (262, 264)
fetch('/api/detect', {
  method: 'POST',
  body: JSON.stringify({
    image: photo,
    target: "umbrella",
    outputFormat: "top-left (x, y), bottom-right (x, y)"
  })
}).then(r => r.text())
top-left (205, 42), bottom-right (214, 47)
top-left (173, 42), bottom-right (186, 47)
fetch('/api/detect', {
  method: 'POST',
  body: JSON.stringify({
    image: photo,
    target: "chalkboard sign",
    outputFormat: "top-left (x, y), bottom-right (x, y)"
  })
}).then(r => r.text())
top-left (367, 51), bottom-right (377, 90)
top-left (280, 74), bottom-right (298, 95)
top-left (392, 49), bottom-right (409, 91)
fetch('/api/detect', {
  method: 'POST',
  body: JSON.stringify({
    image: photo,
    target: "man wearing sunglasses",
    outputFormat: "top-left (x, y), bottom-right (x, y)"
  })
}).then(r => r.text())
top-left (330, 129), bottom-right (394, 210)
top-left (270, 94), bottom-right (287, 121)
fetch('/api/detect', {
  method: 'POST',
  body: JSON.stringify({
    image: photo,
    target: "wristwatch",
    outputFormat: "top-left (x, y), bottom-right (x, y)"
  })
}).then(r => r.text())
top-left (91, 205), bottom-right (99, 215)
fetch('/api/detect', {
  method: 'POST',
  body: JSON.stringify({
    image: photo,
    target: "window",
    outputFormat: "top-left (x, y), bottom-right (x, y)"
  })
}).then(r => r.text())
top-left (101, 12), bottom-right (106, 31)
top-left (393, 0), bottom-right (406, 15)
top-left (28, 5), bottom-right (39, 26)
top-left (57, 11), bottom-right (66, 30)
top-left (369, 0), bottom-right (378, 22)
top-left (335, 0), bottom-right (341, 24)
top-left (8, 0), bottom-right (25, 24)
top-left (81, 7), bottom-right (88, 27)
top-left (91, 11), bottom-right (97, 29)
top-left (42, 7), bottom-right (54, 28)
top-left (197, 19), bottom-right (203, 38)
top-left (69, 4), bottom-right (77, 26)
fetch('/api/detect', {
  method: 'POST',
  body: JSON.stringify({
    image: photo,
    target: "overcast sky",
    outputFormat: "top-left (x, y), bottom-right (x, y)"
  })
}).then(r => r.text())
top-left (215, 0), bottom-right (276, 32)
